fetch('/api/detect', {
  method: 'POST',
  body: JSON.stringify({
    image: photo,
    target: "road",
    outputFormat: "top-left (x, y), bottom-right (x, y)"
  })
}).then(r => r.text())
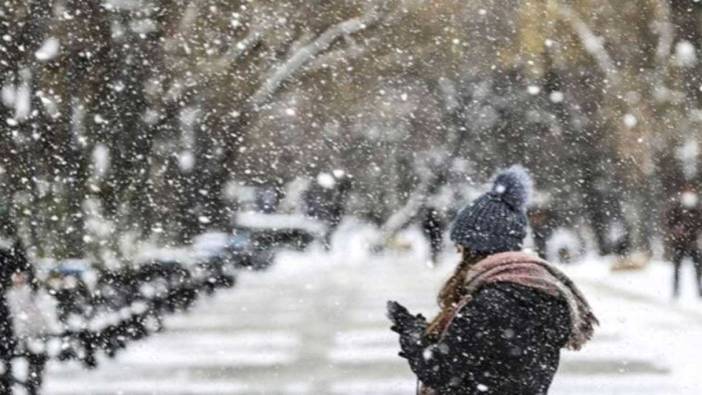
top-left (43, 246), bottom-right (702, 394)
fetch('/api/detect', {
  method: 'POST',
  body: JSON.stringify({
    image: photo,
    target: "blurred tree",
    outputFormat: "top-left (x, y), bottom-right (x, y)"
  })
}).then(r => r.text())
top-left (3, 0), bottom-right (702, 259)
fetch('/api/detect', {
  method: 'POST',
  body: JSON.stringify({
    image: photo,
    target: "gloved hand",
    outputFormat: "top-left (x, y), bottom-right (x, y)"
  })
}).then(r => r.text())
top-left (387, 301), bottom-right (428, 359)
top-left (387, 301), bottom-right (426, 332)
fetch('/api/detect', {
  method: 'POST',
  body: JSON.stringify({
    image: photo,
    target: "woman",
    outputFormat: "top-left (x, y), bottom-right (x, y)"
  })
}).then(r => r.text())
top-left (0, 222), bottom-right (33, 392)
top-left (388, 166), bottom-right (598, 395)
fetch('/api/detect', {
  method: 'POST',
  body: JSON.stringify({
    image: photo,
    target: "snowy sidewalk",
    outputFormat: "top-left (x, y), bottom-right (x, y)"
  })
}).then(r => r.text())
top-left (42, 243), bottom-right (702, 394)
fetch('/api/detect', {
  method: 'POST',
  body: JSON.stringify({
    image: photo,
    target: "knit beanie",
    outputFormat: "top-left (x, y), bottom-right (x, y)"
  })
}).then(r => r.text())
top-left (450, 165), bottom-right (532, 254)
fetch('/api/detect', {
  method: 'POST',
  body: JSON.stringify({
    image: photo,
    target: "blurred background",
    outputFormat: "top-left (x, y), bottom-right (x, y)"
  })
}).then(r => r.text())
top-left (5, 0), bottom-right (702, 258)
top-left (2, 0), bottom-right (702, 394)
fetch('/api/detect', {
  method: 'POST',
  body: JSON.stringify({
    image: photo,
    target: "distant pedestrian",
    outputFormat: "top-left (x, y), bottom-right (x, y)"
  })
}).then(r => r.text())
top-left (527, 201), bottom-right (559, 260)
top-left (387, 166), bottom-right (597, 395)
top-left (256, 185), bottom-right (281, 214)
top-left (420, 206), bottom-right (444, 265)
top-left (663, 184), bottom-right (702, 298)
top-left (0, 222), bottom-right (32, 392)
top-left (304, 170), bottom-right (352, 249)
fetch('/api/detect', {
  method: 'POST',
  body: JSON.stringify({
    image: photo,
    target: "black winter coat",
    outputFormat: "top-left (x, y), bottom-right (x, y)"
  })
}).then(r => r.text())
top-left (664, 201), bottom-right (702, 252)
top-left (406, 282), bottom-right (571, 395)
top-left (0, 240), bottom-right (31, 359)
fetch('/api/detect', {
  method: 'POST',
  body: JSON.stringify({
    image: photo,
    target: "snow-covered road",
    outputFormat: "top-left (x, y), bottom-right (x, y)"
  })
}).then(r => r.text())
top-left (41, 234), bottom-right (702, 394)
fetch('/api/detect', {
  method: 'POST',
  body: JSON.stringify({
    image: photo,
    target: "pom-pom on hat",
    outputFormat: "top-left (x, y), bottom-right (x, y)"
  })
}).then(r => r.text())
top-left (450, 165), bottom-right (532, 254)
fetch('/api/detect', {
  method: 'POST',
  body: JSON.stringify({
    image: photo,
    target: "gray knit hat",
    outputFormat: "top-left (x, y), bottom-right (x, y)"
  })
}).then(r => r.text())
top-left (450, 165), bottom-right (532, 254)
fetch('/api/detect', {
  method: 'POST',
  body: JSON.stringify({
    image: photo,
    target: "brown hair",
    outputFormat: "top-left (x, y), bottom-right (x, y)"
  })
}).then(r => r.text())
top-left (426, 248), bottom-right (487, 337)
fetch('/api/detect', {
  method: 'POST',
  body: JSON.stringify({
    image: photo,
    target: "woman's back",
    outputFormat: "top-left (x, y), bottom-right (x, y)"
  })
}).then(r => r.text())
top-left (448, 283), bottom-right (570, 395)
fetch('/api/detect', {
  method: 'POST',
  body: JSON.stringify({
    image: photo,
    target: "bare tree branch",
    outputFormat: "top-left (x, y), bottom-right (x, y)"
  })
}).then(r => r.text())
top-left (651, 0), bottom-right (674, 82)
top-left (557, 4), bottom-right (619, 85)
top-left (653, 2), bottom-right (674, 66)
top-left (250, 5), bottom-right (387, 107)
top-left (215, 29), bottom-right (264, 68)
top-left (377, 78), bottom-right (466, 243)
top-left (303, 38), bottom-right (371, 73)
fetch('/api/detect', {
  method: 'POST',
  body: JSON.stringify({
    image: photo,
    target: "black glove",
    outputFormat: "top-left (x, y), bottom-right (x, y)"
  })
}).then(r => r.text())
top-left (387, 301), bottom-right (428, 359)
top-left (386, 301), bottom-right (427, 332)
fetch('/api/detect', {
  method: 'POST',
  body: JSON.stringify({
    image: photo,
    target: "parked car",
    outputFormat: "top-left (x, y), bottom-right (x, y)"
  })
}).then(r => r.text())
top-left (43, 260), bottom-right (96, 322)
top-left (228, 212), bottom-right (325, 270)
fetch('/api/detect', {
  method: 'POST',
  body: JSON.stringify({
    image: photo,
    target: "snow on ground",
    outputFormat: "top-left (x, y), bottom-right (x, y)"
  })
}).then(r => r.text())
top-left (41, 224), bottom-right (702, 394)
top-left (556, 255), bottom-right (702, 394)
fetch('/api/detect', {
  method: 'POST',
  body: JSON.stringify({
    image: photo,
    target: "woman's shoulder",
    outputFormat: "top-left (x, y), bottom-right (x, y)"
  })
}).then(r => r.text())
top-left (470, 282), bottom-right (569, 321)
